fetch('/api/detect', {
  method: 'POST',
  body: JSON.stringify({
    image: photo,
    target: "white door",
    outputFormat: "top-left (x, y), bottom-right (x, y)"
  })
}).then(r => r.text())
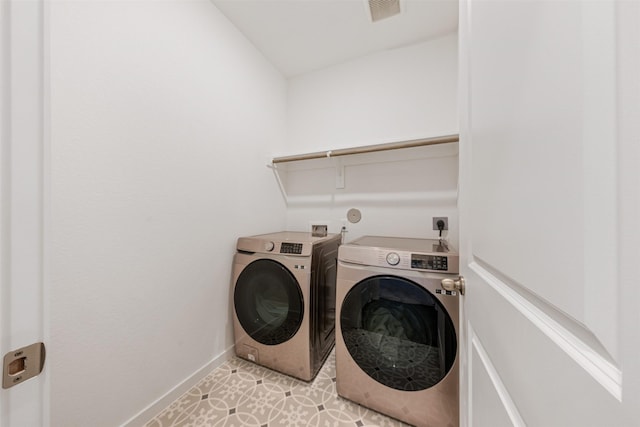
top-left (0, 0), bottom-right (48, 426)
top-left (458, 0), bottom-right (639, 426)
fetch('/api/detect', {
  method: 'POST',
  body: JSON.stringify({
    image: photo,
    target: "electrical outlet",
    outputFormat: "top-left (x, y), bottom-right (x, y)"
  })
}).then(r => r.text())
top-left (432, 217), bottom-right (448, 231)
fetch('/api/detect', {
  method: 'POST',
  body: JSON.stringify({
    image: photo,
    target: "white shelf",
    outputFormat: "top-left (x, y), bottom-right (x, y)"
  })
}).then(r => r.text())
top-left (271, 134), bottom-right (459, 164)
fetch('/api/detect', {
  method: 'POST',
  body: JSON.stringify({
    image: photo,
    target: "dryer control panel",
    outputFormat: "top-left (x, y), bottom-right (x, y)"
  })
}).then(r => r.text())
top-left (338, 236), bottom-right (459, 274)
top-left (411, 254), bottom-right (449, 271)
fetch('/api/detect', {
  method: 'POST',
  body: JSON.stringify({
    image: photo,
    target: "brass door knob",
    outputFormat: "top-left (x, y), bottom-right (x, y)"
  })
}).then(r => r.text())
top-left (441, 276), bottom-right (465, 295)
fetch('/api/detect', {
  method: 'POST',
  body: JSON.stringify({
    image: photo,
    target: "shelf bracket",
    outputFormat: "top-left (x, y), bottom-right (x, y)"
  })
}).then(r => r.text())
top-left (267, 163), bottom-right (289, 204)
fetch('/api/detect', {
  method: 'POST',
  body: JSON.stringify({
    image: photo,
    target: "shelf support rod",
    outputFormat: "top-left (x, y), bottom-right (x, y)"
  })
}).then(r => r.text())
top-left (271, 133), bottom-right (459, 164)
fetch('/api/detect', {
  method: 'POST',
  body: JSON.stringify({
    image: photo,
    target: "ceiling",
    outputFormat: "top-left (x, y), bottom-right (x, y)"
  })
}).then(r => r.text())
top-left (211, 0), bottom-right (459, 77)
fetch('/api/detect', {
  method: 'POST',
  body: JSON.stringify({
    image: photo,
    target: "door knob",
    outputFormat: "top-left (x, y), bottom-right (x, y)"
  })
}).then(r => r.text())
top-left (441, 276), bottom-right (465, 295)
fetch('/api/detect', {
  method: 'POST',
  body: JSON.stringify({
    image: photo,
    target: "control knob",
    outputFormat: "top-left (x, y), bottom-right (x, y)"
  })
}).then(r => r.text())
top-left (386, 252), bottom-right (400, 266)
top-left (264, 241), bottom-right (275, 252)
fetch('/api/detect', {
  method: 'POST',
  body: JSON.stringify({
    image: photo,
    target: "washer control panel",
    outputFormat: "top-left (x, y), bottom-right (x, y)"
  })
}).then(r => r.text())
top-left (375, 251), bottom-right (458, 273)
top-left (280, 242), bottom-right (303, 254)
top-left (373, 250), bottom-right (458, 273)
top-left (411, 254), bottom-right (449, 271)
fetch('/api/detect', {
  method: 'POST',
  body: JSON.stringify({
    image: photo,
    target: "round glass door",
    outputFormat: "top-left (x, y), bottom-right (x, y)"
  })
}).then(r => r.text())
top-left (234, 259), bottom-right (304, 345)
top-left (340, 275), bottom-right (457, 391)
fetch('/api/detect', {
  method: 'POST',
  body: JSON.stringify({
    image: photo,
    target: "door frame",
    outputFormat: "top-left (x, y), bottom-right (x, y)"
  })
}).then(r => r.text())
top-left (0, 0), bottom-right (50, 425)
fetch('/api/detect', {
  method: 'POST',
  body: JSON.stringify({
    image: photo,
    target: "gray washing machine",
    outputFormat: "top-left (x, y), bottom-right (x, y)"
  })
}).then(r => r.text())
top-left (232, 231), bottom-right (340, 381)
top-left (336, 236), bottom-right (460, 427)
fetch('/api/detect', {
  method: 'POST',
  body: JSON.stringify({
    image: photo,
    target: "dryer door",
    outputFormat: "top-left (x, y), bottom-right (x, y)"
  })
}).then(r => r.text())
top-left (234, 259), bottom-right (304, 345)
top-left (340, 275), bottom-right (457, 391)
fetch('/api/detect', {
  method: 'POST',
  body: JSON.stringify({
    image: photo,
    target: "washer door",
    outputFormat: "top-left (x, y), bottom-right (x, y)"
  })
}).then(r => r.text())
top-left (340, 275), bottom-right (457, 391)
top-left (234, 259), bottom-right (304, 345)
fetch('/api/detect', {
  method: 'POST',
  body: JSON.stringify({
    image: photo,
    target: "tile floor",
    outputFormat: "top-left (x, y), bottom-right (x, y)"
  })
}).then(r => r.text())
top-left (145, 349), bottom-right (410, 427)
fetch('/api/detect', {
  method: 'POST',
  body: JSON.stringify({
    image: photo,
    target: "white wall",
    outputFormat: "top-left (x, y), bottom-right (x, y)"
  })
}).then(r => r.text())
top-left (49, 1), bottom-right (286, 426)
top-left (279, 144), bottom-right (459, 244)
top-left (286, 34), bottom-right (458, 152)
top-left (283, 33), bottom-right (459, 246)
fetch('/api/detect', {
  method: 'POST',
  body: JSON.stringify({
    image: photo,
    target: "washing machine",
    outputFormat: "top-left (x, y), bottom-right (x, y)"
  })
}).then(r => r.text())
top-left (232, 231), bottom-right (340, 381)
top-left (336, 236), bottom-right (460, 427)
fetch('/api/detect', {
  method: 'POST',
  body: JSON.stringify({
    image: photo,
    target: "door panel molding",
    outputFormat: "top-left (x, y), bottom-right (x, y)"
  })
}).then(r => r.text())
top-left (470, 261), bottom-right (621, 400)
top-left (469, 325), bottom-right (525, 427)
top-left (580, 0), bottom-right (618, 364)
top-left (466, 0), bottom-right (621, 363)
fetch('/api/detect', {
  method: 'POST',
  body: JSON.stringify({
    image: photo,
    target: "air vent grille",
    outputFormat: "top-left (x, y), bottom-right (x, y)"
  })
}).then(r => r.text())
top-left (368, 0), bottom-right (401, 22)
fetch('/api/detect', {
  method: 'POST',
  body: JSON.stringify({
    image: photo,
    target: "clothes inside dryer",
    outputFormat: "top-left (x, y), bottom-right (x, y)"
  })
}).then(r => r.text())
top-left (340, 275), bottom-right (457, 392)
top-left (361, 298), bottom-right (435, 344)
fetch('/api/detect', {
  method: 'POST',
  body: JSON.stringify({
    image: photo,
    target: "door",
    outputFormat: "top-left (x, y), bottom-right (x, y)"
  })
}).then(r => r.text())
top-left (458, 0), bottom-right (639, 426)
top-left (0, 0), bottom-right (48, 425)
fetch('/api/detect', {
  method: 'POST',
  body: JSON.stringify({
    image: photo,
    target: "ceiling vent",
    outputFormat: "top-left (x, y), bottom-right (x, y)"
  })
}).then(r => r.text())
top-left (367, 0), bottom-right (401, 22)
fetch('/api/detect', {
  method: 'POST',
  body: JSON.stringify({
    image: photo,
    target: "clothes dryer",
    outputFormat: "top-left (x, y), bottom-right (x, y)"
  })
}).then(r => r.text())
top-left (232, 231), bottom-right (339, 381)
top-left (336, 236), bottom-right (460, 427)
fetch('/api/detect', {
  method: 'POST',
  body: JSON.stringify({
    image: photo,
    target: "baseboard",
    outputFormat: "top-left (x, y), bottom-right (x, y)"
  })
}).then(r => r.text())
top-left (120, 345), bottom-right (236, 427)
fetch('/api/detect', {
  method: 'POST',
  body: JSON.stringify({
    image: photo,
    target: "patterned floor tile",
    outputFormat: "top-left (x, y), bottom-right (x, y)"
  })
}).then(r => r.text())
top-left (145, 350), bottom-right (410, 427)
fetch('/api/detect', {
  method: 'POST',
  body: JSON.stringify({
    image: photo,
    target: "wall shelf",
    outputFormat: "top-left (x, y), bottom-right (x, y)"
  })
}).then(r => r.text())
top-left (268, 134), bottom-right (459, 204)
top-left (270, 134), bottom-right (459, 164)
